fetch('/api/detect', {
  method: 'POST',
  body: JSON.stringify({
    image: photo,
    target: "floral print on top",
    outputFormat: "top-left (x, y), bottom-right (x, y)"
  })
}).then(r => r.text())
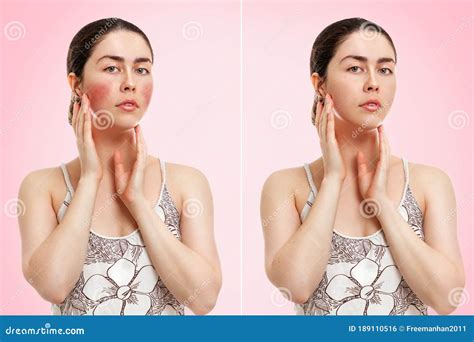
top-left (295, 158), bottom-right (428, 315)
top-left (52, 161), bottom-right (184, 315)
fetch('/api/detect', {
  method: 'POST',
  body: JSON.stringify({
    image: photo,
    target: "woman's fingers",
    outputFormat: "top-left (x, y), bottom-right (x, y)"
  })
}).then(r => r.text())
top-left (315, 97), bottom-right (322, 129)
top-left (84, 103), bottom-right (93, 145)
top-left (321, 95), bottom-right (331, 144)
top-left (77, 94), bottom-right (86, 142)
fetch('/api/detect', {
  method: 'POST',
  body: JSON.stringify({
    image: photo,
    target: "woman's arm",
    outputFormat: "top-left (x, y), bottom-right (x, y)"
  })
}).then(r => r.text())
top-left (261, 170), bottom-right (343, 304)
top-left (375, 165), bottom-right (465, 314)
top-left (18, 170), bottom-right (100, 304)
top-left (261, 94), bottom-right (346, 304)
top-left (127, 166), bottom-right (222, 315)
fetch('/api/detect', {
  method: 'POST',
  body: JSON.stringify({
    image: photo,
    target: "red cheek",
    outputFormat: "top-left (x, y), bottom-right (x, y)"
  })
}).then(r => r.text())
top-left (142, 83), bottom-right (153, 107)
top-left (86, 83), bottom-right (111, 109)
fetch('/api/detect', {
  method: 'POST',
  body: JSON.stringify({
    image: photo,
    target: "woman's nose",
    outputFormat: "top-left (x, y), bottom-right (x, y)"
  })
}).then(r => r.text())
top-left (364, 72), bottom-right (379, 92)
top-left (120, 71), bottom-right (136, 92)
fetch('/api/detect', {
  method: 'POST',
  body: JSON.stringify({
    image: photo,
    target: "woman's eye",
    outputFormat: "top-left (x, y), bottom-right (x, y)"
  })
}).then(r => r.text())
top-left (380, 67), bottom-right (393, 75)
top-left (136, 67), bottom-right (150, 75)
top-left (104, 66), bottom-right (119, 73)
top-left (348, 66), bottom-right (362, 73)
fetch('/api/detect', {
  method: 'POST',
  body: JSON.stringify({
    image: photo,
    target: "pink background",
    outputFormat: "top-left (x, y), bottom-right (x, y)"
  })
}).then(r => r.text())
top-left (1, 0), bottom-right (472, 317)
top-left (0, 1), bottom-right (240, 314)
top-left (243, 0), bottom-right (473, 314)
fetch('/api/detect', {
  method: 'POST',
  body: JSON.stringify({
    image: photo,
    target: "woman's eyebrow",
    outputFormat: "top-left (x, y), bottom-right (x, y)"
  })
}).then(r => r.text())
top-left (339, 55), bottom-right (396, 64)
top-left (96, 55), bottom-right (152, 64)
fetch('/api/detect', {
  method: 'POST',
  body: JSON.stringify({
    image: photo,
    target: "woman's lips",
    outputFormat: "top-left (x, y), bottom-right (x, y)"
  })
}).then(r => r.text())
top-left (359, 103), bottom-right (381, 112)
top-left (117, 103), bottom-right (138, 112)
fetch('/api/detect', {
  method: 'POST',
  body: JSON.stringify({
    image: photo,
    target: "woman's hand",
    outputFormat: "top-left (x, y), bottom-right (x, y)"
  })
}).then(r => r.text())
top-left (113, 124), bottom-right (148, 210)
top-left (72, 93), bottom-right (103, 181)
top-left (356, 125), bottom-right (390, 202)
top-left (315, 94), bottom-right (346, 181)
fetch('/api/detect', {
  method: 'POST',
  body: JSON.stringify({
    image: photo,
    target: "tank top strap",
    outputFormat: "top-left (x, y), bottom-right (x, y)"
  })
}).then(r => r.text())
top-left (303, 163), bottom-right (318, 195)
top-left (160, 159), bottom-right (166, 185)
top-left (60, 163), bottom-right (75, 196)
top-left (401, 157), bottom-right (409, 184)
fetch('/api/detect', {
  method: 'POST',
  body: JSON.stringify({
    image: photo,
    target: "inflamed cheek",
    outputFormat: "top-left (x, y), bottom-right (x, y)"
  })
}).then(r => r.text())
top-left (86, 83), bottom-right (112, 110)
top-left (142, 83), bottom-right (153, 107)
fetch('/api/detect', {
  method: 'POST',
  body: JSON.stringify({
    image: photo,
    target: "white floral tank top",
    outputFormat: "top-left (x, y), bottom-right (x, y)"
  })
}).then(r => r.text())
top-left (295, 158), bottom-right (428, 315)
top-left (52, 160), bottom-right (184, 315)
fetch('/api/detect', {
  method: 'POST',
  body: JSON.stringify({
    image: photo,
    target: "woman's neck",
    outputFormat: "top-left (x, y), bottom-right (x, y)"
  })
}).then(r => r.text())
top-left (91, 127), bottom-right (138, 176)
top-left (334, 116), bottom-right (380, 179)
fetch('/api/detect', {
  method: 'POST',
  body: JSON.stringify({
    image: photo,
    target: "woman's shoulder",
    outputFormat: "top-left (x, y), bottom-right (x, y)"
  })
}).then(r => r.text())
top-left (158, 159), bottom-right (211, 194)
top-left (19, 164), bottom-right (65, 192)
top-left (262, 160), bottom-right (321, 199)
top-left (405, 160), bottom-right (455, 205)
top-left (407, 160), bottom-right (453, 186)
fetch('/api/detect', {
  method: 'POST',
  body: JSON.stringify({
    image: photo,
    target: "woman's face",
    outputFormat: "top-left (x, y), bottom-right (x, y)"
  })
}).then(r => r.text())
top-left (77, 30), bottom-right (154, 130)
top-left (317, 31), bottom-right (397, 130)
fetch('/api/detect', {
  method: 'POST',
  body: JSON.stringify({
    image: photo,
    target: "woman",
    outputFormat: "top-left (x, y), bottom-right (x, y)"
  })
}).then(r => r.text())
top-left (17, 18), bottom-right (222, 315)
top-left (261, 18), bottom-right (465, 315)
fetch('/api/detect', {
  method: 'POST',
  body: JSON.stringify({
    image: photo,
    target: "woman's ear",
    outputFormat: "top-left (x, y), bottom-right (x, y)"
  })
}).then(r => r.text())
top-left (67, 72), bottom-right (83, 97)
top-left (311, 72), bottom-right (326, 98)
